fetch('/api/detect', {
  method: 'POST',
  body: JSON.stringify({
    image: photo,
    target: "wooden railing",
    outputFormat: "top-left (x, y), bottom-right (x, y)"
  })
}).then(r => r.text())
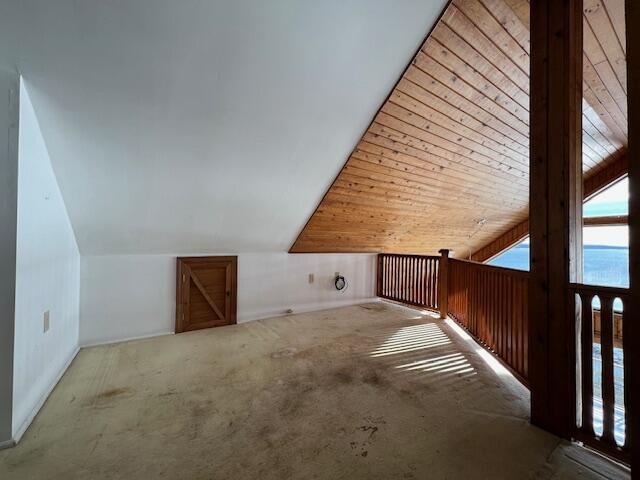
top-left (571, 283), bottom-right (629, 463)
top-left (376, 252), bottom-right (632, 465)
top-left (376, 253), bottom-right (439, 311)
top-left (447, 258), bottom-right (529, 385)
top-left (376, 252), bottom-right (529, 383)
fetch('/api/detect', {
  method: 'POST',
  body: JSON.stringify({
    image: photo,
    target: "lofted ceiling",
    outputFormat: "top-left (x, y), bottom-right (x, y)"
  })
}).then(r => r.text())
top-left (291, 0), bottom-right (628, 257)
top-left (0, 0), bottom-right (449, 254)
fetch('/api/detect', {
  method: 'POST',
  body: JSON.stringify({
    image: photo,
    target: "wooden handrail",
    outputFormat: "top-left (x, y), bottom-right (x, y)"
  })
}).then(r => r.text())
top-left (570, 283), bottom-right (629, 298)
top-left (446, 258), bottom-right (530, 385)
top-left (379, 253), bottom-right (440, 260)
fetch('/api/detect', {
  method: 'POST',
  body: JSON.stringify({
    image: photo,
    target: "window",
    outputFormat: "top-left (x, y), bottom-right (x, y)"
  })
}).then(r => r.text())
top-left (488, 177), bottom-right (629, 289)
top-left (488, 237), bottom-right (529, 271)
top-left (583, 177), bottom-right (627, 218)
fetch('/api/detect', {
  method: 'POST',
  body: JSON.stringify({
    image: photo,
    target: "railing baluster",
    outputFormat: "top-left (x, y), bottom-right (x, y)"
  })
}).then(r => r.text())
top-left (427, 258), bottom-right (432, 308)
top-left (383, 255), bottom-right (387, 297)
top-left (385, 255), bottom-right (389, 297)
top-left (403, 257), bottom-right (408, 302)
top-left (412, 257), bottom-right (417, 304)
top-left (600, 295), bottom-right (616, 445)
top-left (393, 256), bottom-right (397, 299)
top-left (416, 258), bottom-right (420, 306)
top-left (422, 258), bottom-right (427, 307)
top-left (420, 258), bottom-right (425, 306)
top-left (622, 295), bottom-right (629, 450)
top-left (407, 257), bottom-right (411, 303)
top-left (580, 293), bottom-right (595, 437)
top-left (412, 257), bottom-right (416, 304)
top-left (385, 256), bottom-right (390, 297)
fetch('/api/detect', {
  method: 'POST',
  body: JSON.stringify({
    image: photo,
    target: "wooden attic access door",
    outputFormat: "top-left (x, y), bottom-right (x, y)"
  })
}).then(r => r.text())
top-left (176, 256), bottom-right (237, 333)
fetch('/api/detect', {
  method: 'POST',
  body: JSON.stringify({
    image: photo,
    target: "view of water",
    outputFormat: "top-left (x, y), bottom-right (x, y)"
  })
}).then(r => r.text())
top-left (489, 244), bottom-right (628, 311)
top-left (489, 244), bottom-right (629, 288)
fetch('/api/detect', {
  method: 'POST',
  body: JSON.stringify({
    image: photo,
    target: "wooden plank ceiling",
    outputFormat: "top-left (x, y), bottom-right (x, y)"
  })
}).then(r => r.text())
top-left (290, 0), bottom-right (627, 257)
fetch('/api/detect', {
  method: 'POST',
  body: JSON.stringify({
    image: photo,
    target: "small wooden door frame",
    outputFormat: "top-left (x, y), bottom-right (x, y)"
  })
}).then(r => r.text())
top-left (175, 256), bottom-right (237, 333)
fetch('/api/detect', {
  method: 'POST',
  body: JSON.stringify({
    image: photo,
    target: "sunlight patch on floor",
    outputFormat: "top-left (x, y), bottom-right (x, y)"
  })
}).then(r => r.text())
top-left (369, 323), bottom-right (451, 357)
top-left (445, 318), bottom-right (512, 378)
top-left (395, 352), bottom-right (475, 375)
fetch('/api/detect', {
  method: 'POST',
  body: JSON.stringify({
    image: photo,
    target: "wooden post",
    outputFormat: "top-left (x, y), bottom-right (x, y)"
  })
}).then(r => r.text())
top-left (626, 0), bottom-right (639, 474)
top-left (438, 249), bottom-right (450, 319)
top-left (529, 0), bottom-right (583, 439)
top-left (376, 254), bottom-right (384, 297)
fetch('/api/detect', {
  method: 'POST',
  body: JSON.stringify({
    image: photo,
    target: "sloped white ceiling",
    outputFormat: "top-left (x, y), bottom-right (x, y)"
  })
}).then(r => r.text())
top-left (2, 0), bottom-right (447, 254)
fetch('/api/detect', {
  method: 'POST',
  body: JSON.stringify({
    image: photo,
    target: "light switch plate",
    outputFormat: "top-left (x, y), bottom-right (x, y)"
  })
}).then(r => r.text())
top-left (43, 310), bottom-right (50, 333)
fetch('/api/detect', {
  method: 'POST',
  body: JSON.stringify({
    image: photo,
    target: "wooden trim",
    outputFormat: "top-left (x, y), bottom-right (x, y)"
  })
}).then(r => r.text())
top-left (573, 430), bottom-right (629, 465)
top-left (583, 215), bottom-right (628, 226)
top-left (471, 220), bottom-right (530, 262)
top-left (448, 255), bottom-right (530, 278)
top-left (584, 155), bottom-right (628, 201)
top-left (472, 152), bottom-right (628, 262)
top-left (570, 283), bottom-right (629, 298)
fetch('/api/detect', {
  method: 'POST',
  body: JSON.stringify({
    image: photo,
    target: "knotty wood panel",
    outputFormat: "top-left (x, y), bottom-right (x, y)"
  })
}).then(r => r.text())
top-left (291, 0), bottom-right (627, 256)
top-left (471, 151), bottom-right (627, 262)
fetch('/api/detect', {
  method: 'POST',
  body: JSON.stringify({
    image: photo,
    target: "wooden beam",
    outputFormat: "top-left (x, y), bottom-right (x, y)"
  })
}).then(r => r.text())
top-left (471, 151), bottom-right (628, 262)
top-left (529, 0), bottom-right (583, 439)
top-left (626, 0), bottom-right (639, 475)
top-left (471, 219), bottom-right (530, 262)
top-left (583, 215), bottom-right (628, 226)
top-left (584, 152), bottom-right (628, 201)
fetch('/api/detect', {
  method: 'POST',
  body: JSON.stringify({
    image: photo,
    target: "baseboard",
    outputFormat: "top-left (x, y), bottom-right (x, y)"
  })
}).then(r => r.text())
top-left (79, 299), bottom-right (380, 348)
top-left (0, 438), bottom-right (16, 450)
top-left (237, 297), bottom-right (380, 323)
top-left (80, 330), bottom-right (174, 349)
top-left (11, 345), bottom-right (81, 445)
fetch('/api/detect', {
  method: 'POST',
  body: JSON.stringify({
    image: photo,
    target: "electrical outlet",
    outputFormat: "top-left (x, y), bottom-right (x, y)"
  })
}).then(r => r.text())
top-left (308, 273), bottom-right (314, 284)
top-left (43, 310), bottom-right (50, 333)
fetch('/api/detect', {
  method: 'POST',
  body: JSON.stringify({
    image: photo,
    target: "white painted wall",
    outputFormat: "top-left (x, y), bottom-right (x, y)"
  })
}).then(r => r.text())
top-left (8, 0), bottom-right (448, 255)
top-left (0, 68), bottom-right (19, 447)
top-left (80, 253), bottom-right (376, 346)
top-left (12, 80), bottom-right (80, 440)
